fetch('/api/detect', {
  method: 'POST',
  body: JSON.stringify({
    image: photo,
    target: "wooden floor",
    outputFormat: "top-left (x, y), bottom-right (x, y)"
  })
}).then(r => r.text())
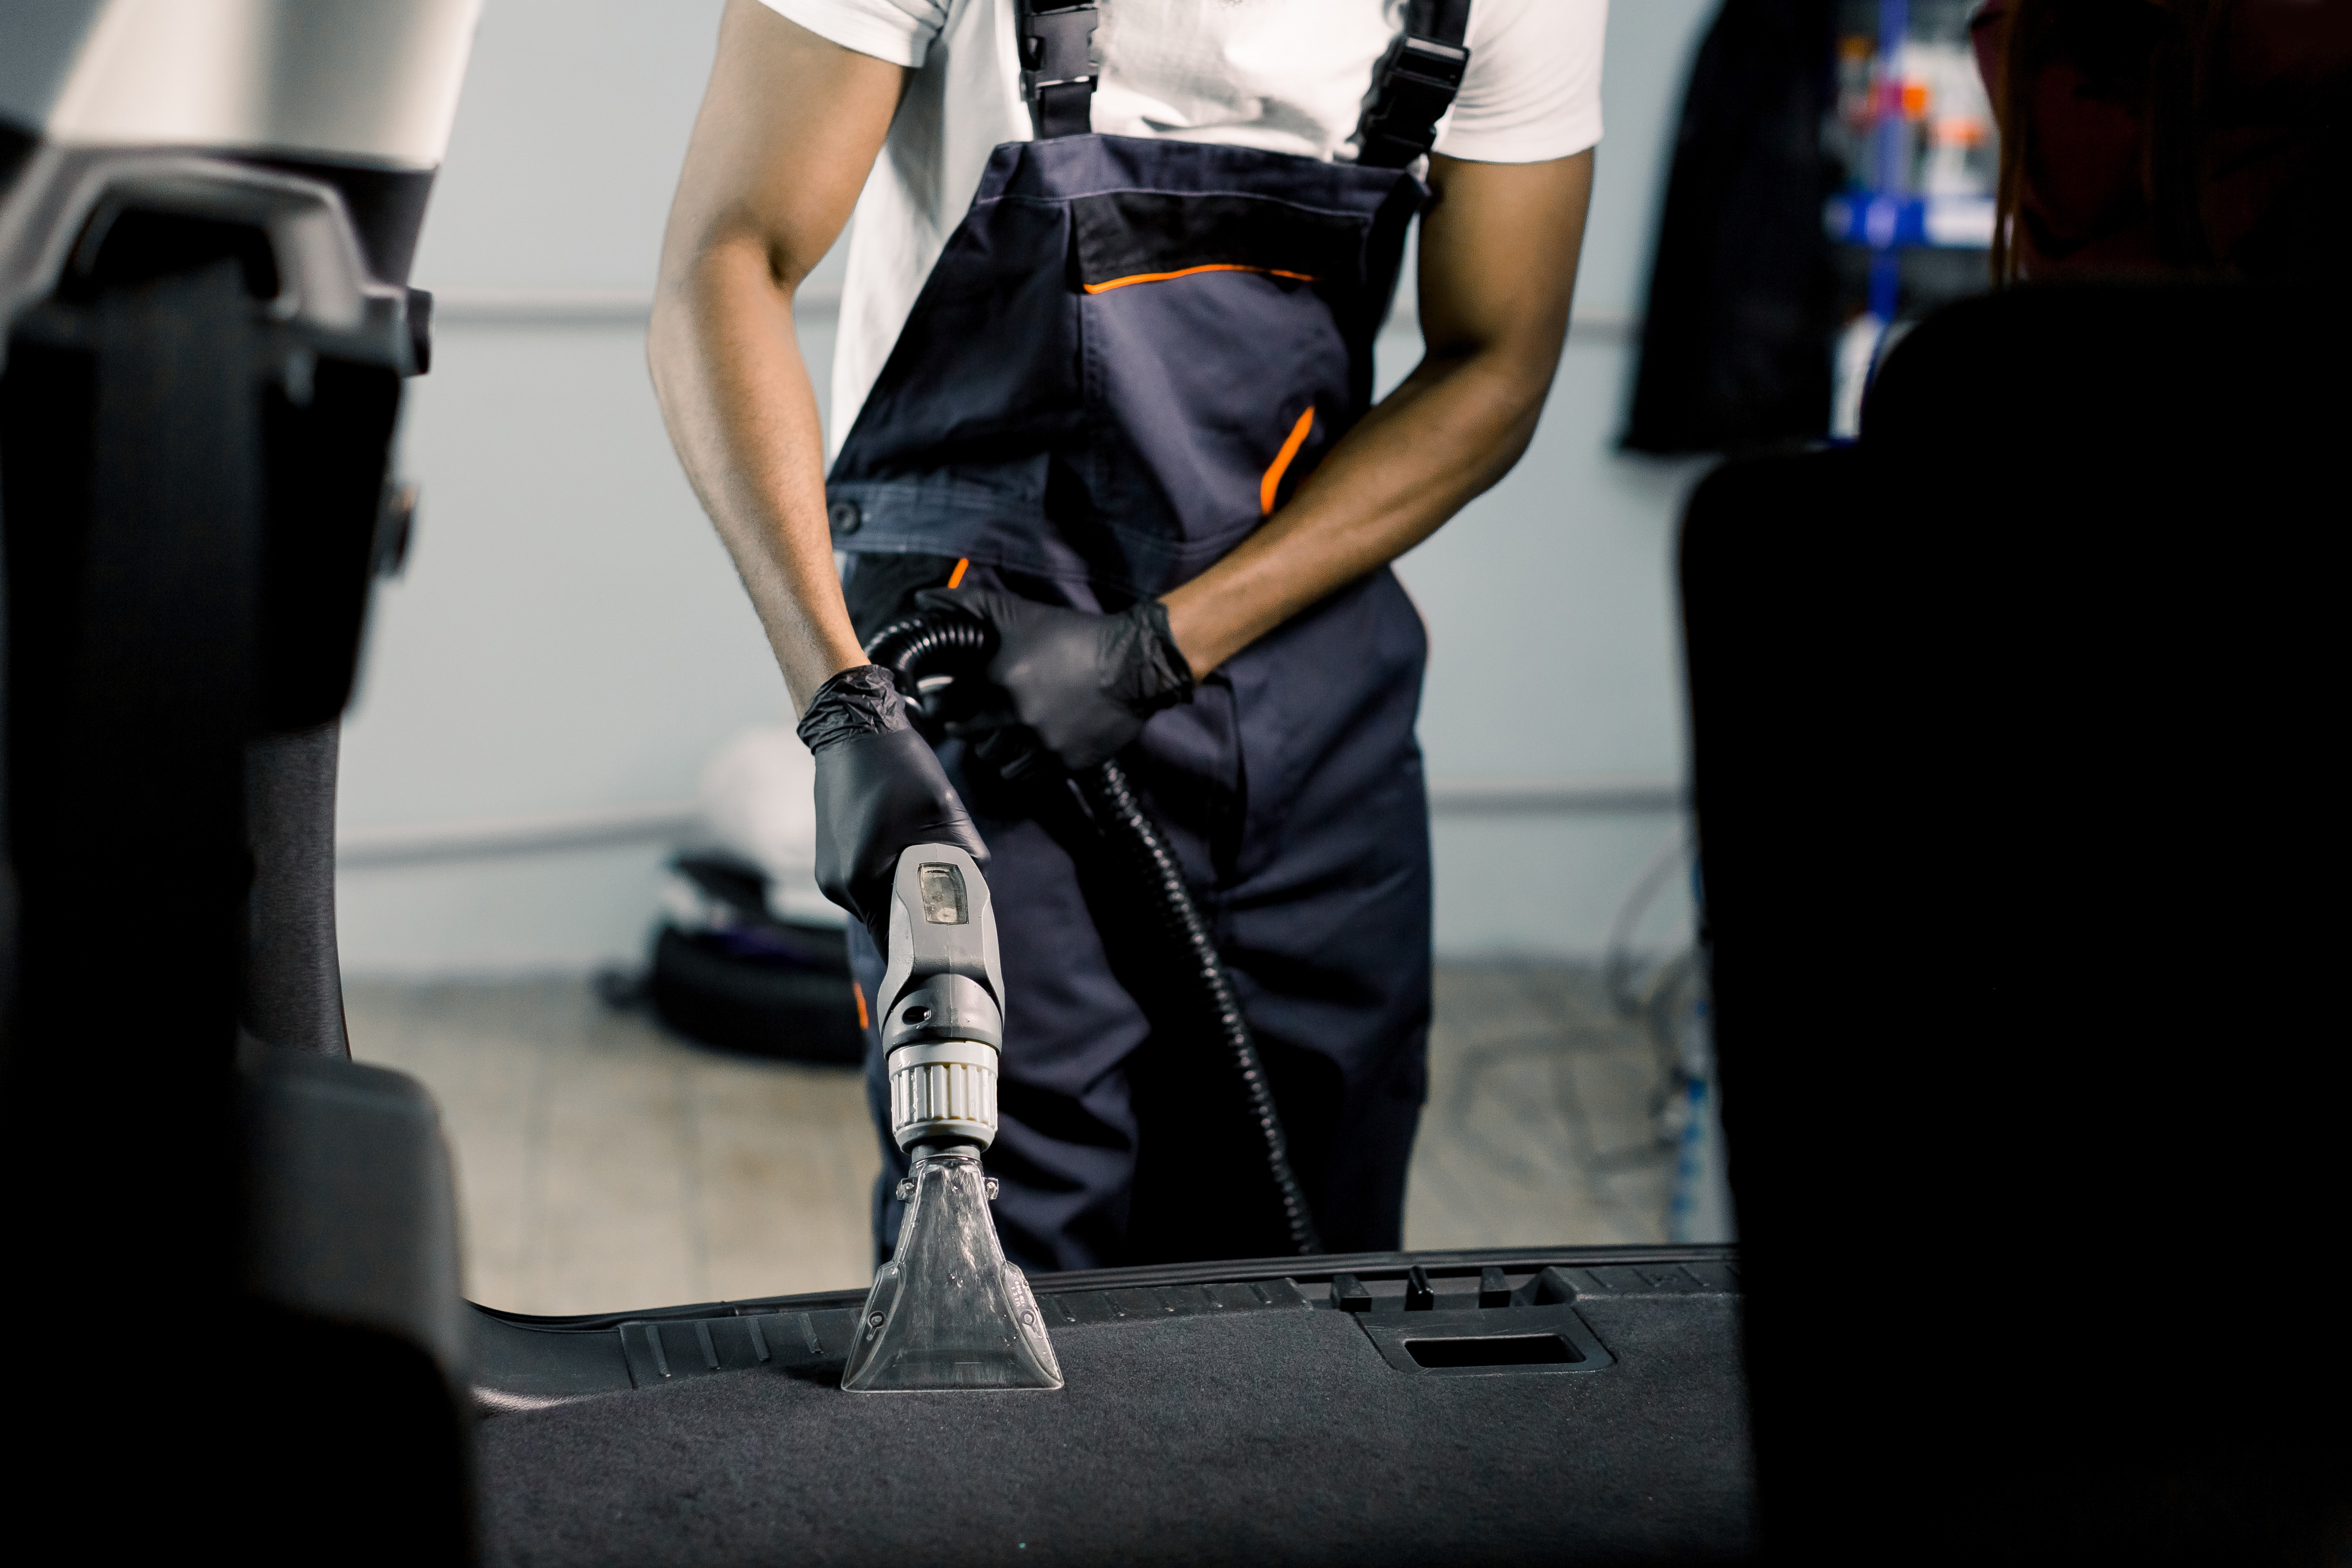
top-left (346, 964), bottom-right (1678, 1317)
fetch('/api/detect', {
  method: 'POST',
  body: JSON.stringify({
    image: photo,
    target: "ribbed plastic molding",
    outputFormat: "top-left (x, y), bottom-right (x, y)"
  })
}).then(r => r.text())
top-left (887, 1039), bottom-right (999, 1151)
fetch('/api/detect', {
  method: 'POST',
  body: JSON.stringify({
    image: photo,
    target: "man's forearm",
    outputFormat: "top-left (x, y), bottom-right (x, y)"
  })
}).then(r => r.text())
top-left (1160, 343), bottom-right (1552, 678)
top-left (1161, 150), bottom-right (1594, 681)
top-left (648, 0), bottom-right (901, 715)
top-left (649, 248), bottom-right (865, 715)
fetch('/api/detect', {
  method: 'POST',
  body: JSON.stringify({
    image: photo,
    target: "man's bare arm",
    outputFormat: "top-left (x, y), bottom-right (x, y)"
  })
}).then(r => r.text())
top-left (648, 0), bottom-right (903, 714)
top-left (1160, 150), bottom-right (1595, 678)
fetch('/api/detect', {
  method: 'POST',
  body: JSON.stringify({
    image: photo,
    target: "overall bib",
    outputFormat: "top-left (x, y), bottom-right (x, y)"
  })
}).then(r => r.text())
top-left (830, 0), bottom-right (1472, 1271)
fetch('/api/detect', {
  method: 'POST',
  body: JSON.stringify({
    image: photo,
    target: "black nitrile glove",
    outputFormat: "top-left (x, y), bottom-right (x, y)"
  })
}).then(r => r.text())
top-left (798, 664), bottom-right (989, 949)
top-left (915, 587), bottom-right (1195, 772)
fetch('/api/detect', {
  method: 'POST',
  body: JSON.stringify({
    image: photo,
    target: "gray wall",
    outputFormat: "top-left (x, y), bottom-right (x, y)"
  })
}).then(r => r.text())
top-left (337, 0), bottom-right (1717, 973)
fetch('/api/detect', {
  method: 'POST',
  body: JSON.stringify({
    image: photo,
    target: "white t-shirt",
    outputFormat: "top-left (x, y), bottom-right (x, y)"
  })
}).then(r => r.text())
top-left (760, 0), bottom-right (1610, 453)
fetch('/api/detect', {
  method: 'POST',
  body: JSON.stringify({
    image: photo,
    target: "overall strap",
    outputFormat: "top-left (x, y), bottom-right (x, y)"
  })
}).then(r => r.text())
top-left (1356, 0), bottom-right (1473, 168)
top-left (1018, 1), bottom-right (1099, 139)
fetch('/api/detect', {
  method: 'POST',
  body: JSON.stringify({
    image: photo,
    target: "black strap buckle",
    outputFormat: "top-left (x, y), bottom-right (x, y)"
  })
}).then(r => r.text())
top-left (1019, 2), bottom-right (1098, 140)
top-left (1357, 32), bottom-right (1472, 168)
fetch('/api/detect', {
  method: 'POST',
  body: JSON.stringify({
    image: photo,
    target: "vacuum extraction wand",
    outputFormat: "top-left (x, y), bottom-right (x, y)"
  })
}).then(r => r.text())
top-left (862, 608), bottom-right (1323, 1258)
top-left (839, 845), bottom-right (1063, 1393)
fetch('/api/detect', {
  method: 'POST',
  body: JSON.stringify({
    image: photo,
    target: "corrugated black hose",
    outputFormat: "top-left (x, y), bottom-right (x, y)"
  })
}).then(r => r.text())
top-left (863, 610), bottom-right (1323, 1256)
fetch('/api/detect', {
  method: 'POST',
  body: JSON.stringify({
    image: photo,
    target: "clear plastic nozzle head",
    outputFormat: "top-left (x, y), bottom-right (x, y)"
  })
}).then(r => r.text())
top-left (839, 1143), bottom-right (1062, 1393)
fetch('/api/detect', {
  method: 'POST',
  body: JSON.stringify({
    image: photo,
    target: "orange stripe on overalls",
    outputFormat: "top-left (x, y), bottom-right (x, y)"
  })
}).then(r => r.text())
top-left (1259, 406), bottom-right (1317, 514)
top-left (1083, 263), bottom-right (1319, 295)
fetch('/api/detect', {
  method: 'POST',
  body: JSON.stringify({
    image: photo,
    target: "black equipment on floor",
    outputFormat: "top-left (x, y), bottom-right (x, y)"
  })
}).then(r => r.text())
top-left (646, 853), bottom-right (865, 1064)
top-left (1684, 283), bottom-right (2350, 1562)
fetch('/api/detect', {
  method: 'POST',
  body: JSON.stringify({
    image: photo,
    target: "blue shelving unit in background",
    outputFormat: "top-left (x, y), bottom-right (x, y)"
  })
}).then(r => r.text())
top-left (1825, 190), bottom-right (1996, 253)
top-left (1827, 0), bottom-right (1998, 435)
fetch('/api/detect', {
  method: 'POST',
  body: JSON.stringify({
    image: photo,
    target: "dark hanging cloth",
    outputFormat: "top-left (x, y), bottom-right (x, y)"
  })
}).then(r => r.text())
top-left (1621, 0), bottom-right (1841, 454)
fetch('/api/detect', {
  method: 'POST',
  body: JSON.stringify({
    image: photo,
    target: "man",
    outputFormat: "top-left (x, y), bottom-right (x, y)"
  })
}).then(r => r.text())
top-left (650, 0), bottom-right (1603, 1271)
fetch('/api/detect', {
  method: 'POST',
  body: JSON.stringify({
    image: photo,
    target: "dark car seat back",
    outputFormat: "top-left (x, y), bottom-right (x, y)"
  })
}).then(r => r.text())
top-left (0, 164), bottom-right (472, 1561)
top-left (1682, 284), bottom-right (2348, 1563)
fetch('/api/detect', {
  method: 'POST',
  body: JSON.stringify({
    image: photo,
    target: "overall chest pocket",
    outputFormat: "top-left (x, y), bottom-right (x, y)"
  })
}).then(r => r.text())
top-left (1068, 191), bottom-right (1373, 576)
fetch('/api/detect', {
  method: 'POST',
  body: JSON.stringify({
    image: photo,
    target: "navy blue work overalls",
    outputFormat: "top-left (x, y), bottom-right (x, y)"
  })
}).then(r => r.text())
top-left (830, 3), bottom-right (1470, 1272)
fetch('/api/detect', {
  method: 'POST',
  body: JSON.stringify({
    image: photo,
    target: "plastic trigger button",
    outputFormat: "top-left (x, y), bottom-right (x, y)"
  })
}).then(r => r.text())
top-left (1331, 1273), bottom-right (1372, 1313)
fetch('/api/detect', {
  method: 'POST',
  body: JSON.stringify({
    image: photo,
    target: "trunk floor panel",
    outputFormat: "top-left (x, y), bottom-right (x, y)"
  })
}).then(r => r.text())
top-left (478, 1292), bottom-right (1753, 1566)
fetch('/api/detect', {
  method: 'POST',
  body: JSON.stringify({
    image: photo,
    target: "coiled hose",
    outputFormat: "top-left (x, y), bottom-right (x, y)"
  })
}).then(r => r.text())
top-left (864, 609), bottom-right (1322, 1256)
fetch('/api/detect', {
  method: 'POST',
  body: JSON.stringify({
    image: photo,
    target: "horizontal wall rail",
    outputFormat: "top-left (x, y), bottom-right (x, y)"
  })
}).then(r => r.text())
top-left (338, 776), bottom-right (1685, 869)
top-left (423, 285), bottom-right (1637, 342)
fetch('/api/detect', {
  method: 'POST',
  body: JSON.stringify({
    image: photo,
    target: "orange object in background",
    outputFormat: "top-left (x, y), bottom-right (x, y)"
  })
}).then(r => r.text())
top-left (1936, 114), bottom-right (1988, 149)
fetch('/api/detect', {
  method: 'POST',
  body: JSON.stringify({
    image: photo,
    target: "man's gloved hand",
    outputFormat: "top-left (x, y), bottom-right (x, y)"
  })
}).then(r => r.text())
top-left (915, 587), bottom-right (1195, 772)
top-left (797, 664), bottom-right (989, 949)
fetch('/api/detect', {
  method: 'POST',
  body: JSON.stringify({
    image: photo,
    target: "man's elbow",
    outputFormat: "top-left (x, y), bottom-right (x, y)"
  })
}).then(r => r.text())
top-left (1466, 347), bottom-right (1558, 481)
top-left (648, 236), bottom-right (761, 392)
top-left (657, 234), bottom-right (789, 339)
top-left (1482, 399), bottom-right (1546, 482)
top-left (1471, 338), bottom-right (1563, 452)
